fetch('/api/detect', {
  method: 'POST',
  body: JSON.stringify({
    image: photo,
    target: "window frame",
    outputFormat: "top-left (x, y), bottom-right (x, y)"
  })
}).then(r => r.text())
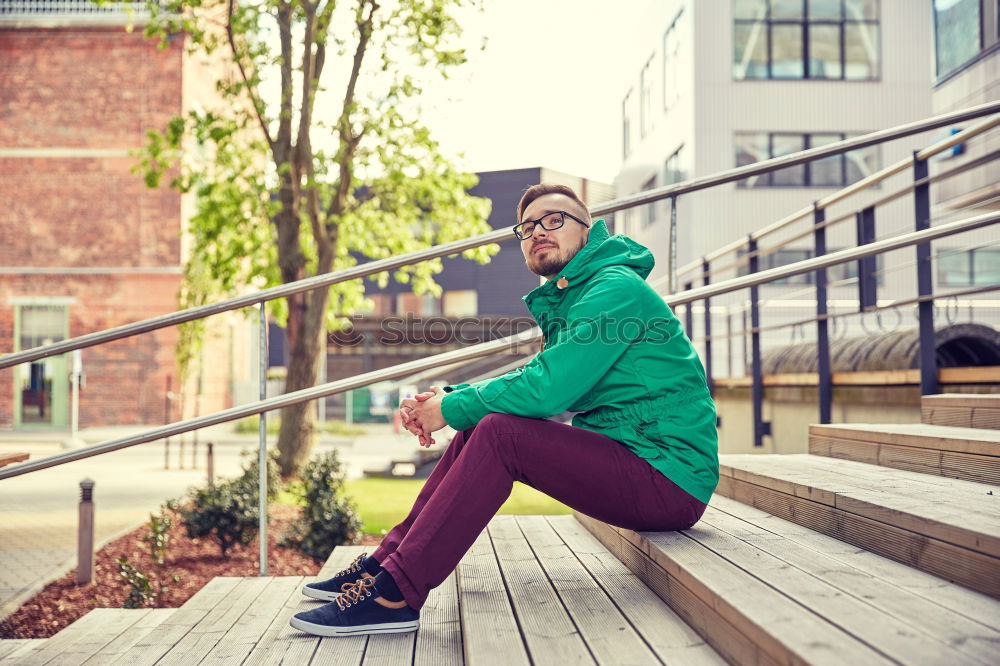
top-left (732, 0), bottom-right (881, 81)
top-left (734, 130), bottom-right (880, 188)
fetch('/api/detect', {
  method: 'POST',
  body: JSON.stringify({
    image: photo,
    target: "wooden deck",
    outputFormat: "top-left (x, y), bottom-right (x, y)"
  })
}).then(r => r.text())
top-left (0, 516), bottom-right (721, 665)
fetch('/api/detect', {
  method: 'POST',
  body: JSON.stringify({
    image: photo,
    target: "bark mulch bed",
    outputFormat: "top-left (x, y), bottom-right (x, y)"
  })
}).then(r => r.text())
top-left (0, 504), bottom-right (381, 639)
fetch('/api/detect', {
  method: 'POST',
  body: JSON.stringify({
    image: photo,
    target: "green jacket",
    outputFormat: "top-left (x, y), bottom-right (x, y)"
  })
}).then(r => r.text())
top-left (440, 219), bottom-right (719, 504)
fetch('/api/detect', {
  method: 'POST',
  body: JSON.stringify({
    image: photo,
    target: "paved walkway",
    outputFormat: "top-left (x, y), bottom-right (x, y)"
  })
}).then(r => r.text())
top-left (0, 422), bottom-right (433, 620)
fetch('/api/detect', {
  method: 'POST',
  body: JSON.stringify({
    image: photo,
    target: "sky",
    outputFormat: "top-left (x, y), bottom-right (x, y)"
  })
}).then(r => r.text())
top-left (421, 1), bottom-right (637, 184)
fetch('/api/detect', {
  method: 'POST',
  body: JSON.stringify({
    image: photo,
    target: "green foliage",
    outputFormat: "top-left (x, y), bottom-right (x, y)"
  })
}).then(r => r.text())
top-left (142, 509), bottom-right (174, 567)
top-left (123, 0), bottom-right (496, 476)
top-left (117, 557), bottom-right (156, 609)
top-left (177, 450), bottom-right (282, 557)
top-left (283, 451), bottom-right (362, 561)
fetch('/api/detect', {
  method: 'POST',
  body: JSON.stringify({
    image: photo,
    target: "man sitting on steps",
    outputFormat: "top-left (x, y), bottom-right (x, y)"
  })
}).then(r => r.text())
top-left (289, 183), bottom-right (719, 637)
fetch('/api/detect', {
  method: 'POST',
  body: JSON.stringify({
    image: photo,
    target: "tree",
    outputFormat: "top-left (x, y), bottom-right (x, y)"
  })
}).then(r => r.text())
top-left (129, 0), bottom-right (496, 476)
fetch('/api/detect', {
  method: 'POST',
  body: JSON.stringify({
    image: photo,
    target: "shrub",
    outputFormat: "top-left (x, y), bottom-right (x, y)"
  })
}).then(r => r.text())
top-left (177, 450), bottom-right (281, 557)
top-left (117, 557), bottom-right (155, 609)
top-left (117, 508), bottom-right (181, 608)
top-left (283, 450), bottom-right (361, 561)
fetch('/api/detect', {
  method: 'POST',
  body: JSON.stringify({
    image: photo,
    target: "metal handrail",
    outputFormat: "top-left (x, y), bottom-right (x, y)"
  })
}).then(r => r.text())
top-left (4, 101), bottom-right (999, 371)
top-left (668, 109), bottom-right (1000, 281)
top-left (3, 209), bottom-right (996, 481)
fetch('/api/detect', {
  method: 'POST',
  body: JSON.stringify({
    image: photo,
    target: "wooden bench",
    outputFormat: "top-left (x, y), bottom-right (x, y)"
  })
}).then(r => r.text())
top-left (0, 452), bottom-right (28, 469)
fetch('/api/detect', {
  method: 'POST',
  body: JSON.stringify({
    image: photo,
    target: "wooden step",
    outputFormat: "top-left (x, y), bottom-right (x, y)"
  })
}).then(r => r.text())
top-left (716, 453), bottom-right (1000, 598)
top-left (575, 495), bottom-right (1000, 666)
top-left (922, 393), bottom-right (1000, 429)
top-left (809, 422), bottom-right (1000, 484)
top-left (0, 640), bottom-right (45, 663)
top-left (33, 518), bottom-right (724, 665)
top-left (0, 609), bottom-right (172, 665)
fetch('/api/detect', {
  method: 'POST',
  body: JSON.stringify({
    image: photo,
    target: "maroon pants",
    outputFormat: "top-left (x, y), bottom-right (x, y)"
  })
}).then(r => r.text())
top-left (372, 413), bottom-right (706, 609)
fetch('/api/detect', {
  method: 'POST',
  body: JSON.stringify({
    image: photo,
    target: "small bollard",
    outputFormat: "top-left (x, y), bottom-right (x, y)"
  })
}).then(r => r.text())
top-left (164, 438), bottom-right (171, 470)
top-left (207, 442), bottom-right (215, 487)
top-left (77, 478), bottom-right (95, 585)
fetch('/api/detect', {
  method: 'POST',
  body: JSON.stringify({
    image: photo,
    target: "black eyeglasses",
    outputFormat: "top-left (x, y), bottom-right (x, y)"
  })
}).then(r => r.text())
top-left (513, 210), bottom-right (590, 240)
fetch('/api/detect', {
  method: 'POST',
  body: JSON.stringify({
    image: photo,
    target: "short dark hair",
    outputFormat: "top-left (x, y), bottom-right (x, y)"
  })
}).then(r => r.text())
top-left (515, 183), bottom-right (592, 223)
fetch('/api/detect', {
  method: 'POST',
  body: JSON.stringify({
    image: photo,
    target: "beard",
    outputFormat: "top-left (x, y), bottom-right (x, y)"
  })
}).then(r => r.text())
top-left (527, 237), bottom-right (586, 278)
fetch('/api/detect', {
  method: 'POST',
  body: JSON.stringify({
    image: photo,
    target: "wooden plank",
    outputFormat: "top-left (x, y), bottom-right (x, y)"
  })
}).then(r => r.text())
top-left (547, 516), bottom-right (725, 666)
top-left (0, 640), bottom-right (45, 664)
top-left (514, 516), bottom-right (664, 665)
top-left (922, 394), bottom-right (1000, 410)
top-left (199, 576), bottom-right (301, 665)
top-left (939, 366), bottom-right (1000, 384)
top-left (0, 639), bottom-right (40, 661)
top-left (707, 495), bottom-right (1000, 665)
top-left (573, 513), bottom-right (890, 666)
top-left (81, 609), bottom-right (174, 665)
top-left (809, 436), bottom-right (1000, 491)
top-left (808, 423), bottom-right (1000, 456)
top-left (487, 516), bottom-right (595, 665)
top-left (249, 546), bottom-right (367, 666)
top-left (412, 572), bottom-right (463, 666)
top-left (573, 514), bottom-right (773, 666)
top-left (360, 634), bottom-right (416, 666)
top-left (114, 576), bottom-right (241, 666)
top-left (4, 609), bottom-right (144, 666)
top-left (706, 495), bottom-right (1000, 630)
top-left (456, 528), bottom-right (530, 666)
top-left (698, 505), bottom-right (995, 665)
top-left (720, 454), bottom-right (1000, 554)
top-left (156, 576), bottom-right (272, 665)
top-left (716, 474), bottom-right (1000, 598)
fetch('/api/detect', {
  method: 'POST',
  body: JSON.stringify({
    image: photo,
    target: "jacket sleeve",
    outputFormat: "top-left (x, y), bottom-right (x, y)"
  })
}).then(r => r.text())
top-left (440, 271), bottom-right (644, 430)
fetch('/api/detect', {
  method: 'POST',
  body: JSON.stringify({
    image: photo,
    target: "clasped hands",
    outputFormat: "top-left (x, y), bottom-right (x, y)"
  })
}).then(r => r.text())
top-left (399, 385), bottom-right (447, 448)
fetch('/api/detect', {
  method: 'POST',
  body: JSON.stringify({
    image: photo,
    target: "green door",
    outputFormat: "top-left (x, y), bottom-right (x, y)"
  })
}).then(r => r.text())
top-left (14, 305), bottom-right (69, 429)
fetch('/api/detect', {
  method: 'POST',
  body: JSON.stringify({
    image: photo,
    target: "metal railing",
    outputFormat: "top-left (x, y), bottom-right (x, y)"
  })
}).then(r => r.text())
top-left (3, 101), bottom-right (999, 574)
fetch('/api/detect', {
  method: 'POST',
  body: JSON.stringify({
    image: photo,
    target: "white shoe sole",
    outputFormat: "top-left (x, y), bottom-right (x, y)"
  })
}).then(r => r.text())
top-left (289, 616), bottom-right (419, 637)
top-left (301, 585), bottom-right (340, 601)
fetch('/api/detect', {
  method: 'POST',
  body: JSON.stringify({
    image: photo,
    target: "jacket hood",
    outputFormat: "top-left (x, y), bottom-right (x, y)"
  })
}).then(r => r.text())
top-left (522, 219), bottom-right (655, 310)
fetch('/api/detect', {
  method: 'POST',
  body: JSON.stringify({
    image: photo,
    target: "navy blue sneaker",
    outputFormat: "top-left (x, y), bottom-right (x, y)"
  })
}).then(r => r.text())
top-left (289, 578), bottom-right (420, 637)
top-left (302, 552), bottom-right (377, 601)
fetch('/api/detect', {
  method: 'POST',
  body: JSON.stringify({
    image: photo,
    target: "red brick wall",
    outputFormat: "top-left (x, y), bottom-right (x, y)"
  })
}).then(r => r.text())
top-left (0, 26), bottom-right (188, 429)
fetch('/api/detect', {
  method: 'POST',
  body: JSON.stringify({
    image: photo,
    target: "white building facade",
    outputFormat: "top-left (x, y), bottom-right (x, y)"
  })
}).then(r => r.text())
top-left (615, 0), bottom-right (998, 380)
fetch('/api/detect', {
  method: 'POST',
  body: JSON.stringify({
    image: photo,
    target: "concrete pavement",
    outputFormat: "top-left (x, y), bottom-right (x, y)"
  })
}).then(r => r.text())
top-left (0, 421), bottom-right (437, 621)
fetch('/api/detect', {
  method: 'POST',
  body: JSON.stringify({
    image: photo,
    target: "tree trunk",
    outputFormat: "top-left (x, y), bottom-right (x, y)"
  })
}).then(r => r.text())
top-left (276, 267), bottom-right (331, 477)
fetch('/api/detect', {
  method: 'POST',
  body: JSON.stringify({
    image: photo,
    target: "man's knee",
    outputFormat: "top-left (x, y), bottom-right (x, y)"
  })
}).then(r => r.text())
top-left (477, 412), bottom-right (528, 431)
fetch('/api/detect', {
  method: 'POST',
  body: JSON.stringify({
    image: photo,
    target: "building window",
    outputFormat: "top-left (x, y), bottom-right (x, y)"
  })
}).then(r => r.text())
top-left (622, 90), bottom-right (633, 159)
top-left (938, 248), bottom-right (1000, 286)
top-left (443, 290), bottom-right (478, 317)
top-left (641, 176), bottom-right (657, 228)
top-left (640, 56), bottom-right (654, 138)
top-left (396, 292), bottom-right (441, 316)
top-left (735, 131), bottom-right (879, 187)
top-left (933, 0), bottom-right (989, 79)
top-left (733, 0), bottom-right (880, 80)
top-left (16, 304), bottom-right (68, 426)
top-left (665, 145), bottom-right (686, 185)
top-left (662, 10), bottom-right (684, 110)
top-left (358, 293), bottom-right (393, 316)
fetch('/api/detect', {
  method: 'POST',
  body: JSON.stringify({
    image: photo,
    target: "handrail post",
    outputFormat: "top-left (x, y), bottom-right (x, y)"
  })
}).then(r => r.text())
top-left (207, 441), bottom-right (215, 487)
top-left (748, 237), bottom-right (768, 447)
top-left (856, 205), bottom-right (878, 310)
top-left (669, 196), bottom-right (678, 294)
top-left (814, 202), bottom-right (832, 424)
top-left (683, 281), bottom-right (694, 339)
top-left (702, 258), bottom-right (713, 395)
top-left (258, 302), bottom-right (268, 576)
top-left (163, 375), bottom-right (171, 470)
top-left (76, 478), bottom-right (95, 585)
top-left (913, 152), bottom-right (938, 395)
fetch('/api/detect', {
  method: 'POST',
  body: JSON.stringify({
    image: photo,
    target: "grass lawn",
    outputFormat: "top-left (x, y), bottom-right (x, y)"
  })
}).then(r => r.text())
top-left (279, 478), bottom-right (572, 535)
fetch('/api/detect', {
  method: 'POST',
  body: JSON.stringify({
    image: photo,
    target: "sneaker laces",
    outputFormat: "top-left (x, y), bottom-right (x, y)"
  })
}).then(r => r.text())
top-left (335, 577), bottom-right (376, 611)
top-left (334, 552), bottom-right (366, 579)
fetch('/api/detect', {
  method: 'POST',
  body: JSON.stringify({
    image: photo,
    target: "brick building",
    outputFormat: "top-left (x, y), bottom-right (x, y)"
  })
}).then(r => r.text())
top-left (0, 2), bottom-right (236, 431)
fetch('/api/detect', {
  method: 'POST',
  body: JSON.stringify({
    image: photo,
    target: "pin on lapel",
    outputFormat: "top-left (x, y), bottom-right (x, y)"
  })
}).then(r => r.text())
top-left (556, 276), bottom-right (569, 290)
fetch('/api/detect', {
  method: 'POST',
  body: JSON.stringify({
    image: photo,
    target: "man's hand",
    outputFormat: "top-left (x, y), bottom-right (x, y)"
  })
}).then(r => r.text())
top-left (399, 386), bottom-right (445, 447)
top-left (408, 386), bottom-right (447, 446)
